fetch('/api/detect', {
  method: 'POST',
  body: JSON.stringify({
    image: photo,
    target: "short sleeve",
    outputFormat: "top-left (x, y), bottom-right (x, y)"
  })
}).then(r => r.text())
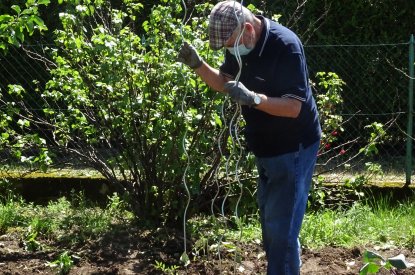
top-left (276, 52), bottom-right (309, 102)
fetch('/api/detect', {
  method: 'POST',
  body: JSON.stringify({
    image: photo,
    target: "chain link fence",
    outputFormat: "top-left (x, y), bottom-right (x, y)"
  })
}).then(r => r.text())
top-left (1, 38), bottom-right (414, 187)
top-left (306, 39), bottom-right (414, 186)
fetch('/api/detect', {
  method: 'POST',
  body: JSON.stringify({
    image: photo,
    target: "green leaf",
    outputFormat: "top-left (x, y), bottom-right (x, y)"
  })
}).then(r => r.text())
top-left (88, 5), bottom-right (95, 14)
top-left (21, 8), bottom-right (34, 16)
top-left (180, 251), bottom-right (190, 267)
top-left (11, 5), bottom-right (21, 14)
top-left (17, 119), bottom-right (30, 128)
top-left (30, 16), bottom-right (47, 31)
top-left (213, 113), bottom-right (222, 127)
top-left (37, 0), bottom-right (51, 5)
top-left (0, 14), bottom-right (13, 23)
top-left (359, 262), bottom-right (380, 275)
top-left (8, 32), bottom-right (22, 46)
top-left (25, 20), bottom-right (34, 35)
top-left (363, 250), bottom-right (385, 263)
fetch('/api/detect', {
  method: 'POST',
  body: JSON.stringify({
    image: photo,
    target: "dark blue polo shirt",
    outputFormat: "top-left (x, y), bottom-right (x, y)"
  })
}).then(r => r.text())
top-left (220, 16), bottom-right (321, 157)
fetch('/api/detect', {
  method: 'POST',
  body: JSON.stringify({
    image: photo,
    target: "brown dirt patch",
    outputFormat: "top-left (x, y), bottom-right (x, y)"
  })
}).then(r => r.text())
top-left (0, 227), bottom-right (414, 274)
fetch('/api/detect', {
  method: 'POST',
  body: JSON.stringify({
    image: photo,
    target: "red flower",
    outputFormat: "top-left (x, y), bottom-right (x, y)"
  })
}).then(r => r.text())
top-left (331, 130), bottom-right (338, 136)
top-left (339, 149), bottom-right (346, 155)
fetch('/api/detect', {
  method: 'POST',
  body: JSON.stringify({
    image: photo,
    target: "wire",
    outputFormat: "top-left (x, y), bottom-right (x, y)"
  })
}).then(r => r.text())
top-left (219, 0), bottom-right (245, 218)
top-left (179, 0), bottom-right (191, 267)
top-left (230, 2), bottom-right (246, 272)
top-left (216, 1), bottom-right (246, 273)
top-left (232, 0), bottom-right (245, 83)
top-left (177, 0), bottom-right (247, 269)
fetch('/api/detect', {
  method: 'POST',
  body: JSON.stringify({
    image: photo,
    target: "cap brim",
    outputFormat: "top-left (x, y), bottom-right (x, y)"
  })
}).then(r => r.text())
top-left (209, 41), bottom-right (223, 50)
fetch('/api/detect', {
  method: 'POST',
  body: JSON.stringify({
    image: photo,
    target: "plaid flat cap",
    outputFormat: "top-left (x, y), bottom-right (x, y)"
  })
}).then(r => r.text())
top-left (209, 1), bottom-right (244, 50)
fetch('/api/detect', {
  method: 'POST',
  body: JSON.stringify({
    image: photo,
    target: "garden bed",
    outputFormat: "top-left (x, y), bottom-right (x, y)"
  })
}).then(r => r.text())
top-left (0, 226), bottom-right (414, 274)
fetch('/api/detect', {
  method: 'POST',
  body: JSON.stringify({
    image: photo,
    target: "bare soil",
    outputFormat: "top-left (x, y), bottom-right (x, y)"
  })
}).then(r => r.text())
top-left (0, 226), bottom-right (414, 275)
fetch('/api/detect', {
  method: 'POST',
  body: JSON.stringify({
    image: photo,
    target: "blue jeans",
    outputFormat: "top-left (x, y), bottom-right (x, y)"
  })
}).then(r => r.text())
top-left (256, 140), bottom-right (319, 275)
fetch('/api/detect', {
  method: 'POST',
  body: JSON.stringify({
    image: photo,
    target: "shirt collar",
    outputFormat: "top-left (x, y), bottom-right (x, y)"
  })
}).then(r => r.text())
top-left (254, 15), bottom-right (270, 57)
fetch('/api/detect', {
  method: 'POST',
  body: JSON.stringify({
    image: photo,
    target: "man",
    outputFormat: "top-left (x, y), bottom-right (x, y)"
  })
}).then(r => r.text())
top-left (178, 1), bottom-right (321, 274)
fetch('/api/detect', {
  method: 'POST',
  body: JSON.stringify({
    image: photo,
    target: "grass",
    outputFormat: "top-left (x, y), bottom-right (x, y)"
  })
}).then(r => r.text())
top-left (0, 190), bottom-right (414, 262)
top-left (0, 191), bottom-right (134, 247)
top-left (187, 194), bottom-right (415, 253)
top-left (0, 166), bottom-right (105, 180)
top-left (0, 189), bottom-right (413, 275)
top-left (301, 196), bottom-right (415, 249)
top-left (0, 190), bottom-right (135, 274)
top-left (46, 251), bottom-right (75, 275)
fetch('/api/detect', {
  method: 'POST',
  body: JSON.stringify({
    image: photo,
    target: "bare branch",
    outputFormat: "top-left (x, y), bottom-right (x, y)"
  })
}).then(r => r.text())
top-left (21, 45), bottom-right (56, 70)
top-left (386, 58), bottom-right (415, 80)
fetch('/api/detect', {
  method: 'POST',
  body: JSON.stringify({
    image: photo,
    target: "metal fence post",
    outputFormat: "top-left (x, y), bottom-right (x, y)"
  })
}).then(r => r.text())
top-left (406, 34), bottom-right (414, 186)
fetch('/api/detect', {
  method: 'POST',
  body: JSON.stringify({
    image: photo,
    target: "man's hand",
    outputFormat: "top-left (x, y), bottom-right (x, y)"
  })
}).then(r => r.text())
top-left (177, 41), bottom-right (203, 69)
top-left (223, 81), bottom-right (258, 107)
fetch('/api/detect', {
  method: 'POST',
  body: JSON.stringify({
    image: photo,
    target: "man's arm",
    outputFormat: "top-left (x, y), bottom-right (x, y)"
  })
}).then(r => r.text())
top-left (196, 63), bottom-right (302, 118)
top-left (194, 62), bottom-right (230, 93)
top-left (224, 81), bottom-right (302, 118)
top-left (256, 94), bottom-right (302, 118)
top-left (178, 42), bottom-right (230, 92)
top-left (178, 42), bottom-right (301, 118)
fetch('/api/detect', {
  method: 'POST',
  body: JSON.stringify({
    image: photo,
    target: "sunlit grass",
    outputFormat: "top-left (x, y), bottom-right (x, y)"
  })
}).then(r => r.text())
top-left (1, 190), bottom-right (414, 253)
top-left (0, 192), bottom-right (134, 248)
top-left (0, 197), bottom-right (28, 233)
top-left (188, 195), bottom-right (415, 253)
top-left (301, 196), bottom-right (415, 249)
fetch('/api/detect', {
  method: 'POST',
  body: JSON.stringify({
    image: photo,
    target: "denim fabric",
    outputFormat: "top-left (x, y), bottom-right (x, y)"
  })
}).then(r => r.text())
top-left (256, 140), bottom-right (319, 275)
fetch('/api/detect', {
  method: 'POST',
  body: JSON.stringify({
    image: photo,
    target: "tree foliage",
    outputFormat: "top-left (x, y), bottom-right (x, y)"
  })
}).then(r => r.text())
top-left (1, 0), bottom-right (251, 222)
top-left (0, 0), bottom-right (49, 51)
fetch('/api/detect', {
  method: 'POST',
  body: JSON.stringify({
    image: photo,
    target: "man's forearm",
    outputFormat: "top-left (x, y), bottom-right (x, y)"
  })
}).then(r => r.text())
top-left (192, 61), bottom-right (301, 118)
top-left (255, 94), bottom-right (302, 118)
top-left (194, 62), bottom-right (229, 92)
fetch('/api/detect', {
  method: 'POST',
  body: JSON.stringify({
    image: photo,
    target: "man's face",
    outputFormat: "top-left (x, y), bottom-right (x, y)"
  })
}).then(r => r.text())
top-left (224, 23), bottom-right (254, 49)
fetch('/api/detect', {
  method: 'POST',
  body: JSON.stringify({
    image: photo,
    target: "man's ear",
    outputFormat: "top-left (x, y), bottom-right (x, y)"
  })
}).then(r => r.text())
top-left (244, 22), bottom-right (254, 32)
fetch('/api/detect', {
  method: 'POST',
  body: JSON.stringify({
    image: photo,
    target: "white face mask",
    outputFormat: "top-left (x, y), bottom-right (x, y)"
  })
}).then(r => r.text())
top-left (227, 43), bottom-right (253, 56)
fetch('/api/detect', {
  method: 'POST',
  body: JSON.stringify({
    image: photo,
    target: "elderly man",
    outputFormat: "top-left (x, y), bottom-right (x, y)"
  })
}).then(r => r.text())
top-left (178, 1), bottom-right (321, 274)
